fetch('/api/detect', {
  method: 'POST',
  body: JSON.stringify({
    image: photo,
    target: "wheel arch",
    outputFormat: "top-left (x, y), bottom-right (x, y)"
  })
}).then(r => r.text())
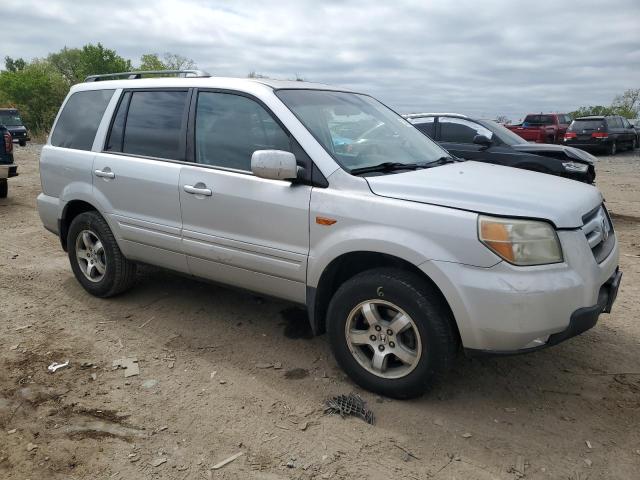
top-left (59, 199), bottom-right (101, 251)
top-left (307, 250), bottom-right (461, 345)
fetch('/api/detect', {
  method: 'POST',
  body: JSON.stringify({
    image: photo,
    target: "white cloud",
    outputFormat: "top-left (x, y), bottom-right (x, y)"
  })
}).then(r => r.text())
top-left (3, 0), bottom-right (639, 120)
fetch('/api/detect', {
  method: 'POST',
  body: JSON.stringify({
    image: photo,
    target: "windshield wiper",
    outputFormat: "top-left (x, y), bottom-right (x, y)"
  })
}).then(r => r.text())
top-left (350, 162), bottom-right (423, 175)
top-left (427, 156), bottom-right (459, 166)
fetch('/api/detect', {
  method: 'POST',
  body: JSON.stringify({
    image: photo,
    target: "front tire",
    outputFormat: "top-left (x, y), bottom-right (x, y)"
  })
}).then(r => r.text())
top-left (19, 140), bottom-right (26, 147)
top-left (327, 268), bottom-right (457, 399)
top-left (0, 179), bottom-right (7, 198)
top-left (67, 211), bottom-right (136, 297)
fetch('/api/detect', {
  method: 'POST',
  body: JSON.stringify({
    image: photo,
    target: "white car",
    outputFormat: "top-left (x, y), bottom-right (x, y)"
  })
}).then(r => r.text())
top-left (37, 70), bottom-right (621, 398)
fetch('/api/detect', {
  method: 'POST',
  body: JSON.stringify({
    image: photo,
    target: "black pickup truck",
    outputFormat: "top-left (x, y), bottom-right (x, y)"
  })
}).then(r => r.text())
top-left (0, 108), bottom-right (30, 146)
top-left (0, 124), bottom-right (18, 198)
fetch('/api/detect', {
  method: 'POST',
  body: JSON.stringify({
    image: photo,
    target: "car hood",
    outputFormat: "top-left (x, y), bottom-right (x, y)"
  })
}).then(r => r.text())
top-left (511, 143), bottom-right (596, 164)
top-left (365, 161), bottom-right (602, 228)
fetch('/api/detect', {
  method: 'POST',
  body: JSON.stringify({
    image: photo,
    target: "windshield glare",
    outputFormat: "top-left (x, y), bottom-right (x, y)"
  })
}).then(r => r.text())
top-left (276, 90), bottom-right (450, 173)
top-left (0, 113), bottom-right (23, 127)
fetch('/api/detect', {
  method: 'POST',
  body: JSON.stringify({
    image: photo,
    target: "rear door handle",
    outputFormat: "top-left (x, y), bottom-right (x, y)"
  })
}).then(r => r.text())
top-left (94, 169), bottom-right (115, 179)
top-left (183, 184), bottom-right (212, 196)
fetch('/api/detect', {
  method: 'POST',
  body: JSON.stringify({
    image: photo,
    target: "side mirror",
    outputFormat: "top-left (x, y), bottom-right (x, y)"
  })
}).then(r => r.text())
top-left (251, 150), bottom-right (298, 181)
top-left (473, 134), bottom-right (492, 147)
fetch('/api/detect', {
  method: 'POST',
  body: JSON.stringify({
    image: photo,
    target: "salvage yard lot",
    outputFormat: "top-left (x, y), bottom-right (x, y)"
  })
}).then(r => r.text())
top-left (1, 145), bottom-right (639, 479)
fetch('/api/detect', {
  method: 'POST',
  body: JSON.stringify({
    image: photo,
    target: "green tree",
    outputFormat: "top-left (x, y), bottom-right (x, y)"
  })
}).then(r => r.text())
top-left (0, 61), bottom-right (68, 131)
top-left (611, 88), bottom-right (640, 118)
top-left (4, 56), bottom-right (27, 72)
top-left (47, 43), bottom-right (132, 85)
top-left (139, 52), bottom-right (197, 71)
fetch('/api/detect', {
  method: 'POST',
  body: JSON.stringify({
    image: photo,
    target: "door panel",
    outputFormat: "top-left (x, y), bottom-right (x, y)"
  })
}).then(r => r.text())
top-left (92, 152), bottom-right (188, 272)
top-left (179, 166), bottom-right (310, 302)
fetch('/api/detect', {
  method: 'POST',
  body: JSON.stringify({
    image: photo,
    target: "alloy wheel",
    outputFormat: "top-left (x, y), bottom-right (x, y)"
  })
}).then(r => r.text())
top-left (344, 300), bottom-right (422, 379)
top-left (75, 230), bottom-right (107, 283)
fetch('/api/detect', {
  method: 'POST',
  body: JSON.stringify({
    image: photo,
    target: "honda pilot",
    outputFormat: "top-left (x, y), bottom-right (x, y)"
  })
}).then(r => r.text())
top-left (37, 71), bottom-right (622, 398)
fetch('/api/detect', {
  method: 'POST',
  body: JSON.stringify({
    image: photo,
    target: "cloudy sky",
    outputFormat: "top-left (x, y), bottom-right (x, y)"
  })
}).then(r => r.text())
top-left (3, 0), bottom-right (639, 120)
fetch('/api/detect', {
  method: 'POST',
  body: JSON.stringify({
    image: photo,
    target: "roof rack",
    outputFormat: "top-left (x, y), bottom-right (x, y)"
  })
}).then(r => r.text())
top-left (84, 70), bottom-right (211, 82)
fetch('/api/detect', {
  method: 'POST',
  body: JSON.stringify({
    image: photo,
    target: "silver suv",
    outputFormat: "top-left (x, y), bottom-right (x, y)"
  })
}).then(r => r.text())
top-left (37, 71), bottom-right (622, 398)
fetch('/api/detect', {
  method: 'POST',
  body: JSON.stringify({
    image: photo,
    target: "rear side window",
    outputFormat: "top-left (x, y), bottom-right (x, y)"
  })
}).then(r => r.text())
top-left (51, 89), bottom-right (115, 150)
top-left (123, 91), bottom-right (188, 160)
top-left (195, 92), bottom-right (291, 171)
top-left (106, 90), bottom-right (189, 160)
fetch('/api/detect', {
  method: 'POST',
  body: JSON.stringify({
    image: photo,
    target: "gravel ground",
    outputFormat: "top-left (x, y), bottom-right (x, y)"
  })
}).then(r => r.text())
top-left (1, 144), bottom-right (639, 479)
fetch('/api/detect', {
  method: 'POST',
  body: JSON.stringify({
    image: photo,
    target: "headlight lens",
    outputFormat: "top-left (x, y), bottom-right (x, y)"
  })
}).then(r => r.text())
top-left (478, 215), bottom-right (563, 265)
top-left (562, 161), bottom-right (588, 173)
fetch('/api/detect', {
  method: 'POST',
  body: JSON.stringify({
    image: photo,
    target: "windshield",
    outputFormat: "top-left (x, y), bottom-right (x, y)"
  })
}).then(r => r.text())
top-left (276, 90), bottom-right (450, 173)
top-left (478, 119), bottom-right (526, 146)
top-left (523, 114), bottom-right (554, 126)
top-left (0, 112), bottom-right (23, 127)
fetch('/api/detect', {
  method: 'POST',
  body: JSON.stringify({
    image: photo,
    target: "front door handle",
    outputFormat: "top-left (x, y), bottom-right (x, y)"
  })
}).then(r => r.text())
top-left (183, 184), bottom-right (212, 196)
top-left (94, 168), bottom-right (115, 179)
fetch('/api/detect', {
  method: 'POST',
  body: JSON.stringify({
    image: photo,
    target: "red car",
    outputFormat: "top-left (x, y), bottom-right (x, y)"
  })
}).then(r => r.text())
top-left (506, 113), bottom-right (572, 144)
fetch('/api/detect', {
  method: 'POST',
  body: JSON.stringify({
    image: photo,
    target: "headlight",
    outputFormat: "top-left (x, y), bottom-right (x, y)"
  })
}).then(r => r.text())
top-left (478, 216), bottom-right (563, 266)
top-left (562, 161), bottom-right (588, 173)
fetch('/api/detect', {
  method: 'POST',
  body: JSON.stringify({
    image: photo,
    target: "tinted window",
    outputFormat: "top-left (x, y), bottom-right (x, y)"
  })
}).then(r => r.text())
top-left (569, 119), bottom-right (606, 131)
top-left (105, 92), bottom-right (131, 152)
top-left (195, 92), bottom-right (291, 171)
top-left (0, 111), bottom-right (23, 127)
top-left (523, 115), bottom-right (554, 125)
top-left (439, 117), bottom-right (492, 144)
top-left (411, 117), bottom-right (435, 137)
top-left (121, 90), bottom-right (188, 160)
top-left (51, 89), bottom-right (115, 150)
top-left (559, 115), bottom-right (572, 124)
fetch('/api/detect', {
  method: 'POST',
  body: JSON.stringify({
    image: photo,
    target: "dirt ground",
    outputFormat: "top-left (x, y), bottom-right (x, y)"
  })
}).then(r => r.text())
top-left (1, 144), bottom-right (639, 480)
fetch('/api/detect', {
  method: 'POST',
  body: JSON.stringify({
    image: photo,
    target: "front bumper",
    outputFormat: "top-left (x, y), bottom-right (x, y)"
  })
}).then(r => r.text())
top-left (0, 164), bottom-right (18, 179)
top-left (419, 228), bottom-right (620, 353)
top-left (465, 267), bottom-right (622, 356)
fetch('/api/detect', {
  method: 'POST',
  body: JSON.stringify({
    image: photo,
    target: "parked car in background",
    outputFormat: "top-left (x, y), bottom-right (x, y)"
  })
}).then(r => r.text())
top-left (0, 125), bottom-right (18, 198)
top-left (506, 113), bottom-right (571, 144)
top-left (0, 108), bottom-right (30, 146)
top-left (621, 117), bottom-right (639, 149)
top-left (563, 115), bottom-right (637, 155)
top-left (406, 113), bottom-right (596, 183)
top-left (37, 71), bottom-right (621, 398)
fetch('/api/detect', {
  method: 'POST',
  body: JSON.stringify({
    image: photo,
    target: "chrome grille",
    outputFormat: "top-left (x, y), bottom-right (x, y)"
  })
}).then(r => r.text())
top-left (582, 205), bottom-right (615, 263)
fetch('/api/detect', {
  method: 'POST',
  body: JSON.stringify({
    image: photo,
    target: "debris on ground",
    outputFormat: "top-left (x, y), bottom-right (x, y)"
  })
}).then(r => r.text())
top-left (47, 360), bottom-right (69, 373)
top-left (585, 440), bottom-right (592, 449)
top-left (7, 429), bottom-right (17, 434)
top-left (273, 362), bottom-right (282, 370)
top-left (212, 452), bottom-right (243, 470)
top-left (142, 379), bottom-right (158, 389)
top-left (584, 458), bottom-right (593, 467)
top-left (324, 393), bottom-right (375, 425)
top-left (112, 357), bottom-right (140, 377)
top-left (255, 362), bottom-right (273, 369)
top-left (26, 443), bottom-right (38, 452)
top-left (150, 457), bottom-right (167, 467)
top-left (461, 433), bottom-right (473, 439)
top-left (504, 407), bottom-right (517, 413)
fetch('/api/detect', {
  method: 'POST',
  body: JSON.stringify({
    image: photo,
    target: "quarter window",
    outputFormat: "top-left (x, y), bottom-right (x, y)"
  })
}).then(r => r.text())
top-left (118, 90), bottom-right (189, 160)
top-left (195, 92), bottom-right (291, 171)
top-left (51, 89), bottom-right (115, 151)
top-left (439, 117), bottom-right (492, 144)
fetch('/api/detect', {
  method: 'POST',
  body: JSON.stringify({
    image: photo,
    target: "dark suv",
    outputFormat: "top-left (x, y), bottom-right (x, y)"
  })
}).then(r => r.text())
top-left (0, 108), bottom-right (30, 146)
top-left (563, 115), bottom-right (637, 155)
top-left (0, 125), bottom-right (17, 198)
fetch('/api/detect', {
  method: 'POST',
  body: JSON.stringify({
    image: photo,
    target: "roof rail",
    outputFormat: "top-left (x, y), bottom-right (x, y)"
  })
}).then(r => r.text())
top-left (84, 70), bottom-right (211, 82)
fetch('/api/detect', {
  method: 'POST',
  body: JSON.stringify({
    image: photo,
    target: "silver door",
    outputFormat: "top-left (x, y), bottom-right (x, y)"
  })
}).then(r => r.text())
top-left (179, 91), bottom-right (311, 302)
top-left (92, 89), bottom-right (191, 273)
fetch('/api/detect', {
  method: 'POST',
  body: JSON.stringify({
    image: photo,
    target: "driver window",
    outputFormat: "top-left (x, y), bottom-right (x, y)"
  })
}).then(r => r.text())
top-left (439, 117), bottom-right (492, 144)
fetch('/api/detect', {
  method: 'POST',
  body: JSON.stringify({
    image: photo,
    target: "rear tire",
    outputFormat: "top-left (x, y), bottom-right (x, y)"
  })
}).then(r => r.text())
top-left (327, 268), bottom-right (457, 399)
top-left (608, 141), bottom-right (617, 155)
top-left (67, 211), bottom-right (136, 297)
top-left (0, 179), bottom-right (7, 198)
